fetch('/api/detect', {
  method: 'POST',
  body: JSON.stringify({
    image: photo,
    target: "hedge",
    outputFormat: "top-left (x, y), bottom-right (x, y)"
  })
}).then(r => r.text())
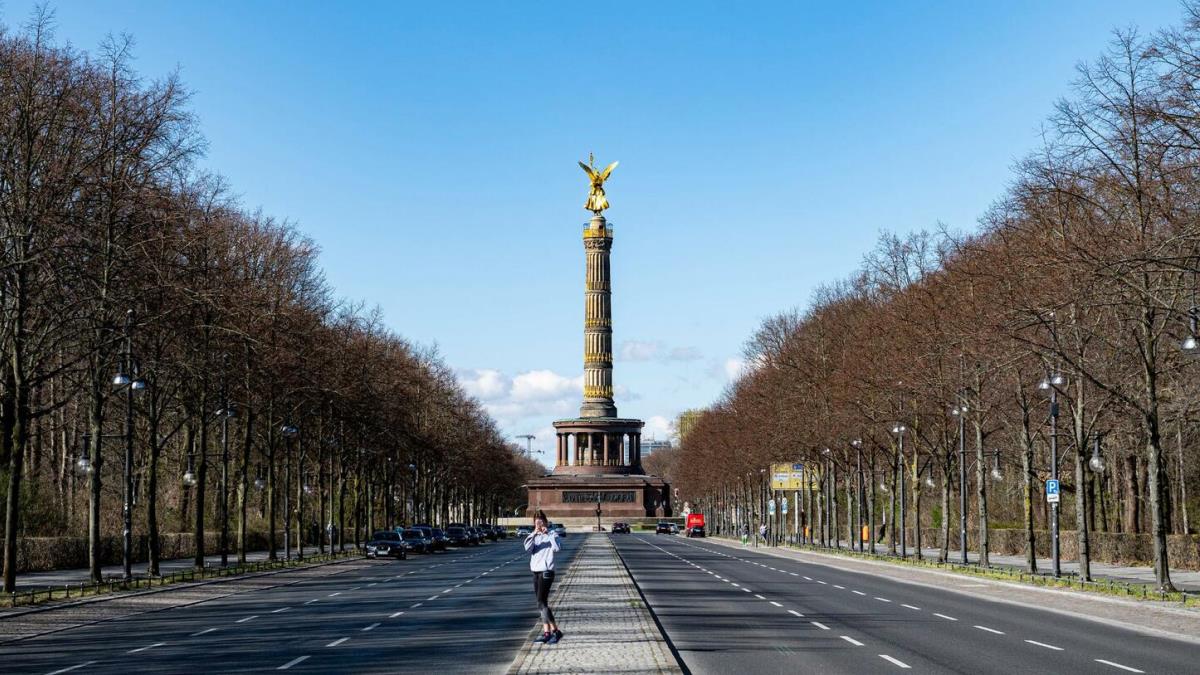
top-left (913, 527), bottom-right (1200, 570)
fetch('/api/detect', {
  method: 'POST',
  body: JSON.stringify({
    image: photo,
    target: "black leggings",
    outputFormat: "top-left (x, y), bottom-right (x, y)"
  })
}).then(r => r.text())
top-left (533, 571), bottom-right (555, 625)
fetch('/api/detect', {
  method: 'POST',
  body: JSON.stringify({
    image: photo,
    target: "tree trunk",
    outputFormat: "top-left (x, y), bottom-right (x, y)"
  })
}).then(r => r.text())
top-left (1124, 454), bottom-right (1140, 534)
top-left (974, 419), bottom-right (989, 568)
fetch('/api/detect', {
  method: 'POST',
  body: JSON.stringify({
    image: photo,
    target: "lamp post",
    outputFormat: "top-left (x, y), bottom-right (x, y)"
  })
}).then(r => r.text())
top-left (951, 400), bottom-right (969, 565)
top-left (852, 439), bottom-right (863, 551)
top-left (892, 424), bottom-right (908, 558)
top-left (215, 377), bottom-right (236, 568)
top-left (281, 424), bottom-right (298, 559)
top-left (112, 309), bottom-right (146, 583)
top-left (1038, 371), bottom-right (1066, 577)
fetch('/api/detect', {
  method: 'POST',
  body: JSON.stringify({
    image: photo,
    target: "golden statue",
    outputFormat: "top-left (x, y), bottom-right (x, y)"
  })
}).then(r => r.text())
top-left (579, 153), bottom-right (618, 213)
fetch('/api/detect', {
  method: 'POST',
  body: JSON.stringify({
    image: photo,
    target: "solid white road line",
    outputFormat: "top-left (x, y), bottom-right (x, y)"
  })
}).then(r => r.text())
top-left (272, 607), bottom-right (290, 614)
top-left (1024, 640), bottom-right (1064, 651)
top-left (974, 625), bottom-right (1004, 635)
top-left (277, 656), bottom-right (310, 670)
top-left (901, 604), bottom-right (921, 611)
top-left (127, 643), bottom-right (165, 654)
top-left (788, 610), bottom-right (804, 617)
top-left (326, 638), bottom-right (349, 647)
top-left (841, 636), bottom-right (864, 646)
top-left (1094, 659), bottom-right (1144, 673)
top-left (47, 662), bottom-right (96, 675)
top-left (390, 611), bottom-right (405, 618)
top-left (811, 621), bottom-right (830, 630)
top-left (191, 628), bottom-right (218, 637)
top-left (879, 655), bottom-right (911, 669)
top-left (362, 623), bottom-right (380, 632)
top-left (236, 615), bottom-right (258, 623)
top-left (934, 613), bottom-right (958, 621)
top-left (769, 601), bottom-right (783, 607)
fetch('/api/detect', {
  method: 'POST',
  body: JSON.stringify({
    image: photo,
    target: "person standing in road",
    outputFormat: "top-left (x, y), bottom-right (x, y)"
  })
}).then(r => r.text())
top-left (525, 510), bottom-right (563, 644)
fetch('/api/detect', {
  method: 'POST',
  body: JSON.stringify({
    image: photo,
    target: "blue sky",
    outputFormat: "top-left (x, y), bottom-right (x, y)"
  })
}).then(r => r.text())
top-left (3, 1), bottom-right (1184, 463)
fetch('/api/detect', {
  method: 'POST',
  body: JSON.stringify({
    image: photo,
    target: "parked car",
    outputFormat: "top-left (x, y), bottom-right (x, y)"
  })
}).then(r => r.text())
top-left (493, 525), bottom-right (508, 539)
top-left (551, 523), bottom-right (566, 537)
top-left (366, 531), bottom-right (408, 559)
top-left (515, 525), bottom-right (533, 537)
top-left (401, 528), bottom-right (430, 553)
top-left (686, 525), bottom-right (706, 538)
top-left (445, 526), bottom-right (471, 546)
top-left (465, 527), bottom-right (482, 545)
top-left (655, 522), bottom-right (674, 534)
top-left (476, 524), bottom-right (499, 541)
top-left (411, 525), bottom-right (439, 551)
top-left (430, 528), bottom-right (450, 551)
top-left (611, 522), bottom-right (631, 534)
top-left (669, 523), bottom-right (679, 534)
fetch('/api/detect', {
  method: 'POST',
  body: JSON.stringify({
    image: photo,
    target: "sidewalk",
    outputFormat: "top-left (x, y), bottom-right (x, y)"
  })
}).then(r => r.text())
top-left (507, 533), bottom-right (682, 674)
top-left (15, 547), bottom-right (346, 590)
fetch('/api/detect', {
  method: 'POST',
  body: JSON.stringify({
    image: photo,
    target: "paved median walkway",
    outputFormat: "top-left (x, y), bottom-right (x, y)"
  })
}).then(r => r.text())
top-left (507, 533), bottom-right (682, 674)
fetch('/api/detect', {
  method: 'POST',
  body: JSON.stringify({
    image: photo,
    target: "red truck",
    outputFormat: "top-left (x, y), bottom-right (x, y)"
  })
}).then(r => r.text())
top-left (686, 513), bottom-right (706, 538)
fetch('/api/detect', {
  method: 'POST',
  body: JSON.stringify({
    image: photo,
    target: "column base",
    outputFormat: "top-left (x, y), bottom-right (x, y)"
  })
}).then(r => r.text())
top-left (580, 400), bottom-right (618, 418)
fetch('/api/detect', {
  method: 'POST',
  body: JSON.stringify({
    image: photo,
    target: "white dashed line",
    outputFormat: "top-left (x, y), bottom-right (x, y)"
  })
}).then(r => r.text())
top-left (833, 584), bottom-right (845, 589)
top-left (328, 592), bottom-right (341, 597)
top-left (411, 602), bottom-right (423, 608)
top-left (1094, 660), bottom-right (1144, 673)
top-left (841, 636), bottom-right (864, 646)
top-left (811, 621), bottom-right (830, 630)
top-left (934, 613), bottom-right (958, 621)
top-left (901, 604), bottom-right (921, 611)
top-left (47, 662), bottom-right (96, 675)
top-left (390, 611), bottom-right (405, 618)
top-left (127, 643), bottom-right (165, 654)
top-left (731, 582), bottom-right (739, 587)
top-left (803, 576), bottom-right (812, 581)
top-left (362, 623), bottom-right (380, 632)
top-left (851, 590), bottom-right (866, 596)
top-left (769, 601), bottom-right (783, 607)
top-left (277, 656), bottom-right (310, 670)
top-left (754, 594), bottom-right (766, 599)
top-left (879, 655), bottom-right (911, 669)
top-left (327, 638), bottom-right (349, 647)
top-left (236, 615), bottom-right (258, 623)
top-left (191, 628), bottom-right (218, 637)
top-left (789, 572), bottom-right (798, 576)
top-left (741, 588), bottom-right (752, 593)
top-left (875, 597), bottom-right (892, 603)
top-left (816, 580), bottom-right (828, 585)
top-left (974, 625), bottom-right (1004, 635)
top-left (427, 595), bottom-right (439, 601)
top-left (788, 610), bottom-right (804, 617)
top-left (271, 607), bottom-right (290, 614)
top-left (1024, 640), bottom-right (1063, 651)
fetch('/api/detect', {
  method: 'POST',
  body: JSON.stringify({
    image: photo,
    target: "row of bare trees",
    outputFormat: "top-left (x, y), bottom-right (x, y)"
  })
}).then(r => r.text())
top-left (0, 15), bottom-right (537, 593)
top-left (670, 7), bottom-right (1200, 591)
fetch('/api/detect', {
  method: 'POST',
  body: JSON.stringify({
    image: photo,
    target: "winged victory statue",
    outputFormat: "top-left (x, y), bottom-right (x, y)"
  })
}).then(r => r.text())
top-left (579, 153), bottom-right (618, 213)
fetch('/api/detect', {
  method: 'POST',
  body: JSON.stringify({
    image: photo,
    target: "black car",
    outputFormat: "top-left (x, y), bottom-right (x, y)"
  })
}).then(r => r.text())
top-left (366, 531), bottom-right (408, 559)
top-left (515, 525), bottom-right (533, 537)
top-left (445, 526), bottom-right (471, 546)
top-left (412, 525), bottom-right (440, 551)
top-left (430, 528), bottom-right (449, 551)
top-left (466, 527), bottom-right (483, 545)
top-left (494, 525), bottom-right (508, 539)
top-left (686, 525), bottom-right (706, 538)
top-left (655, 521), bottom-right (673, 534)
top-left (401, 528), bottom-right (431, 553)
top-left (476, 524), bottom-right (499, 541)
top-left (611, 522), bottom-right (631, 534)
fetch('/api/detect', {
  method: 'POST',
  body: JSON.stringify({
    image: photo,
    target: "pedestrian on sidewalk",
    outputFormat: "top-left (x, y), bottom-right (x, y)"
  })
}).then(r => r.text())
top-left (759, 523), bottom-right (768, 547)
top-left (741, 525), bottom-right (749, 546)
top-left (524, 510), bottom-right (563, 645)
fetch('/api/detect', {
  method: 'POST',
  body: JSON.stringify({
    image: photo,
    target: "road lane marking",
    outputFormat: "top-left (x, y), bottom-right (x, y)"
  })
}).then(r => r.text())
top-left (934, 613), bottom-right (958, 621)
top-left (305, 599), bottom-right (319, 605)
top-left (47, 662), bottom-right (96, 674)
top-left (803, 576), bottom-right (812, 580)
top-left (770, 601), bottom-right (783, 607)
top-left (754, 594), bottom-right (766, 599)
top-left (1094, 660), bottom-right (1144, 673)
top-left (362, 623), bottom-right (380, 632)
top-left (901, 604), bottom-right (921, 610)
top-left (811, 621), bottom-right (830, 630)
top-left (879, 655), bottom-right (911, 669)
top-left (1024, 640), bottom-right (1063, 651)
top-left (790, 572), bottom-right (798, 576)
top-left (368, 583), bottom-right (377, 587)
top-left (350, 586), bottom-right (361, 591)
top-left (816, 580), bottom-right (827, 585)
top-left (974, 625), bottom-right (1004, 635)
top-left (851, 590), bottom-right (866, 596)
top-left (328, 592), bottom-right (341, 597)
top-left (742, 588), bottom-right (752, 592)
top-left (841, 636), bottom-right (864, 646)
top-left (272, 607), bottom-right (290, 614)
top-left (411, 602), bottom-right (423, 608)
top-left (834, 584), bottom-right (845, 589)
top-left (788, 610), bottom-right (804, 617)
top-left (128, 643), bottom-right (165, 654)
top-left (731, 582), bottom-right (739, 587)
top-left (277, 656), bottom-right (310, 670)
top-left (191, 628), bottom-right (218, 636)
top-left (875, 597), bottom-right (892, 603)
top-left (236, 615), bottom-right (258, 623)
top-left (427, 595), bottom-right (439, 601)
top-left (389, 611), bottom-right (405, 618)
top-left (327, 638), bottom-right (349, 647)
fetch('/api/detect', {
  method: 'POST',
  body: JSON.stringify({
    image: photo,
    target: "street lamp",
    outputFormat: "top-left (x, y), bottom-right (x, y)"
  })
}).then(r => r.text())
top-left (1089, 434), bottom-right (1107, 474)
top-left (891, 423), bottom-right (907, 557)
top-left (951, 399), bottom-right (969, 565)
top-left (851, 439), bottom-right (864, 551)
top-left (112, 309), bottom-right (146, 583)
top-left (215, 373), bottom-right (237, 568)
top-left (281, 424), bottom-right (299, 559)
top-left (254, 464), bottom-right (267, 491)
top-left (1183, 301), bottom-right (1200, 357)
top-left (182, 454), bottom-right (198, 487)
top-left (1037, 369), bottom-right (1065, 577)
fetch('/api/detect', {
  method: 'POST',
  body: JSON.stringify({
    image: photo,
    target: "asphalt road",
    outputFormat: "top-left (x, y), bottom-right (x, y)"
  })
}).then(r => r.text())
top-left (611, 534), bottom-right (1198, 675)
top-left (1, 536), bottom-right (578, 674)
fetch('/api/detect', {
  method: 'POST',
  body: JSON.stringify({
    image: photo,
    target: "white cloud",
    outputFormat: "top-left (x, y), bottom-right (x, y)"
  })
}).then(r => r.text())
top-left (511, 369), bottom-right (583, 401)
top-left (642, 415), bottom-right (676, 442)
top-left (709, 354), bottom-right (766, 382)
top-left (459, 368), bottom-right (510, 401)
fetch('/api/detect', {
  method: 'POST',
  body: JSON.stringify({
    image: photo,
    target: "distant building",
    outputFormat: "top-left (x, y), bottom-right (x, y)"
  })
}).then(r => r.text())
top-left (677, 409), bottom-right (703, 441)
top-left (641, 438), bottom-right (673, 456)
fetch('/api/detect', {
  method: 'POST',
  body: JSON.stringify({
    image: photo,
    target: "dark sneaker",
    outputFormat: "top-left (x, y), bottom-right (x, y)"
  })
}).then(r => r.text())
top-left (546, 632), bottom-right (560, 645)
top-left (533, 632), bottom-right (551, 644)
top-left (553, 629), bottom-right (564, 641)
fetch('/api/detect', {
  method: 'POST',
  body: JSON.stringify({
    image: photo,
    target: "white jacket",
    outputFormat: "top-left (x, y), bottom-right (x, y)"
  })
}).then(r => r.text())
top-left (524, 531), bottom-right (560, 572)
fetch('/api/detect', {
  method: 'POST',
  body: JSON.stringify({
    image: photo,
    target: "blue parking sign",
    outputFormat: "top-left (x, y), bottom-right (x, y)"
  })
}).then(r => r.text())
top-left (1045, 479), bottom-right (1060, 504)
